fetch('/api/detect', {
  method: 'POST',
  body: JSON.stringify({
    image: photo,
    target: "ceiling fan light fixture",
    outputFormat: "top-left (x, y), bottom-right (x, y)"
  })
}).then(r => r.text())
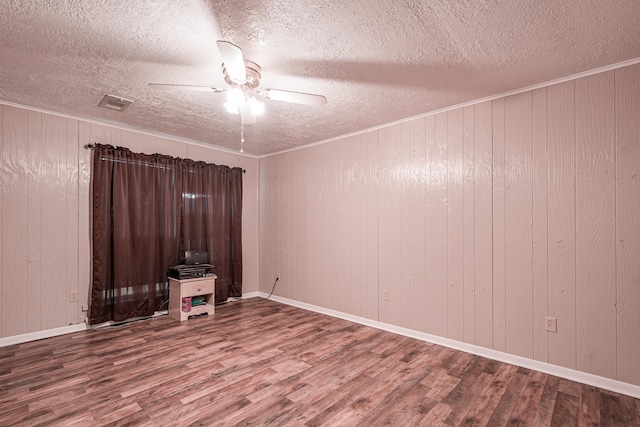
top-left (226, 86), bottom-right (245, 108)
top-left (223, 102), bottom-right (239, 114)
top-left (150, 39), bottom-right (326, 152)
top-left (249, 97), bottom-right (264, 115)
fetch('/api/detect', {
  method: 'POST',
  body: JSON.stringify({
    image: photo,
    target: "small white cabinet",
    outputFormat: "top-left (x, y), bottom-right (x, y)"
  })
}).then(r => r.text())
top-left (168, 276), bottom-right (216, 321)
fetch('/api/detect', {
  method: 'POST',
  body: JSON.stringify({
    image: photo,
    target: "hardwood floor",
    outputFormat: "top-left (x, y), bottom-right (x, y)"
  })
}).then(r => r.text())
top-left (1, 298), bottom-right (638, 426)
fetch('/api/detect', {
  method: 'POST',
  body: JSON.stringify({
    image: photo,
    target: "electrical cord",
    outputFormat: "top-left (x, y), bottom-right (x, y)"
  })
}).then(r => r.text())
top-left (267, 276), bottom-right (279, 299)
top-left (92, 277), bottom-right (278, 329)
top-left (91, 298), bottom-right (170, 331)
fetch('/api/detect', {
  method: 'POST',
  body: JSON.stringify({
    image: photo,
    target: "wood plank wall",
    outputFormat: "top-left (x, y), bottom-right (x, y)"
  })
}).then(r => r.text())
top-left (0, 108), bottom-right (259, 339)
top-left (259, 63), bottom-right (640, 386)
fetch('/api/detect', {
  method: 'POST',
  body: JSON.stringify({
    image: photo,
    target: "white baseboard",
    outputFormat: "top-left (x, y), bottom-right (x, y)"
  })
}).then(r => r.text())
top-left (257, 292), bottom-right (640, 399)
top-left (5, 294), bottom-right (638, 399)
top-left (1, 292), bottom-right (262, 347)
top-left (0, 323), bottom-right (88, 348)
top-left (240, 291), bottom-right (261, 299)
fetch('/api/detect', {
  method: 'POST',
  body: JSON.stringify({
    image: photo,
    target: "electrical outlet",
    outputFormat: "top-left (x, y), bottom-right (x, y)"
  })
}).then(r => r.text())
top-left (383, 290), bottom-right (390, 301)
top-left (545, 316), bottom-right (557, 333)
top-left (69, 290), bottom-right (78, 302)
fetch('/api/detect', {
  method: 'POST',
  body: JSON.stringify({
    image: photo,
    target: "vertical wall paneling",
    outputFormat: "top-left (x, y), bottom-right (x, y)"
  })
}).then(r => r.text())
top-left (265, 154), bottom-right (281, 296)
top-left (325, 141), bottom-right (341, 308)
top-left (575, 71), bottom-right (616, 378)
top-left (265, 155), bottom-right (281, 296)
top-left (278, 151), bottom-right (292, 301)
top-left (615, 64), bottom-right (640, 385)
top-left (447, 109), bottom-right (464, 341)
top-left (474, 101), bottom-right (493, 348)
top-left (401, 119), bottom-right (427, 331)
top-left (546, 81), bottom-right (577, 370)
top-left (290, 150), bottom-right (301, 303)
top-left (425, 113), bottom-right (448, 337)
top-left (139, 133), bottom-right (188, 159)
top-left (504, 92), bottom-right (534, 358)
top-left (349, 135), bottom-right (367, 315)
top-left (364, 132), bottom-right (380, 321)
top-left (257, 63), bottom-right (640, 387)
top-left (259, 156), bottom-right (276, 294)
top-left (284, 149), bottom-right (298, 302)
top-left (27, 111), bottom-right (43, 332)
top-left (334, 139), bottom-right (354, 313)
top-left (119, 129), bottom-right (139, 153)
top-left (120, 130), bottom-right (139, 150)
top-left (492, 98), bottom-right (507, 352)
top-left (0, 106), bottom-right (3, 335)
top-left (1, 105), bottom-right (259, 339)
top-left (41, 115), bottom-right (69, 329)
top-left (277, 153), bottom-right (293, 301)
top-left (291, 149), bottom-right (303, 305)
top-left (257, 156), bottom-right (269, 292)
top-left (90, 123), bottom-right (113, 146)
top-left (587, 73), bottom-right (622, 375)
top-left (332, 139), bottom-right (348, 308)
top-left (532, 88), bottom-right (549, 362)
top-left (378, 124), bottom-right (403, 326)
top-left (463, 106), bottom-right (476, 344)
top-left (297, 149), bottom-right (312, 304)
top-left (278, 153), bottom-right (289, 300)
top-left (65, 119), bottom-right (80, 325)
top-left (400, 125), bottom-right (411, 327)
top-left (286, 152), bottom-right (299, 303)
top-left (78, 122), bottom-right (91, 319)
top-left (1, 106), bottom-right (29, 337)
top-left (292, 150), bottom-right (302, 304)
top-left (262, 155), bottom-right (274, 295)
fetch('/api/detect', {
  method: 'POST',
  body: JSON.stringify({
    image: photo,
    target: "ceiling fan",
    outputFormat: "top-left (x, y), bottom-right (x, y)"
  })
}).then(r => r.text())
top-left (149, 40), bottom-right (327, 136)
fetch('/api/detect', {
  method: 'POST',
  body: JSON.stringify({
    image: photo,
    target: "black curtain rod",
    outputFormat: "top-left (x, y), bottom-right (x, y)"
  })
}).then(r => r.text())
top-left (84, 143), bottom-right (246, 173)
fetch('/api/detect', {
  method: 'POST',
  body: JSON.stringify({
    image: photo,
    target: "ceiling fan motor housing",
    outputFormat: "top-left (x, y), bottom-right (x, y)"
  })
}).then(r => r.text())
top-left (223, 59), bottom-right (262, 88)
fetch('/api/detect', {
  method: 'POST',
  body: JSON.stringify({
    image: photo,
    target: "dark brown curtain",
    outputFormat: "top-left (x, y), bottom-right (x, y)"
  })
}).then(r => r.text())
top-left (180, 160), bottom-right (243, 303)
top-left (90, 144), bottom-right (243, 324)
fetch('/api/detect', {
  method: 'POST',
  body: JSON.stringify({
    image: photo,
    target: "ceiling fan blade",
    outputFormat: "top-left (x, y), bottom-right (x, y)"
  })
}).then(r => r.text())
top-left (148, 83), bottom-right (224, 92)
top-left (263, 89), bottom-right (327, 106)
top-left (216, 40), bottom-right (247, 84)
top-left (239, 103), bottom-right (257, 124)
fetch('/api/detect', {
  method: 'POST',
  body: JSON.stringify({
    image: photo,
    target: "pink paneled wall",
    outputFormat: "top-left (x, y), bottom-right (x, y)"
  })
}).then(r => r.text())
top-left (259, 63), bottom-right (640, 386)
top-left (0, 109), bottom-right (81, 337)
top-left (0, 107), bottom-right (259, 339)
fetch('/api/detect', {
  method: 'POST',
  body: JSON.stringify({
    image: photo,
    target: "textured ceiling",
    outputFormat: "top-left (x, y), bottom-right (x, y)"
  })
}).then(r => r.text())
top-left (1, 1), bottom-right (639, 156)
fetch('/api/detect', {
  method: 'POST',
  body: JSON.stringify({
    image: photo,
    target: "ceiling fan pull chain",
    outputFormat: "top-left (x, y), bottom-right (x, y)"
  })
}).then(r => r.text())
top-left (149, 40), bottom-right (326, 154)
top-left (240, 121), bottom-right (245, 153)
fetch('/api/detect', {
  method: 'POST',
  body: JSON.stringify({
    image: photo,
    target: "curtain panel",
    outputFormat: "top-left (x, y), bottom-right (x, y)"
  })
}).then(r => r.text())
top-left (90, 144), bottom-right (243, 324)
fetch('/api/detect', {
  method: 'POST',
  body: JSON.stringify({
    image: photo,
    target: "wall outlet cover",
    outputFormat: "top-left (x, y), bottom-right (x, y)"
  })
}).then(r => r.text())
top-left (545, 316), bottom-right (557, 333)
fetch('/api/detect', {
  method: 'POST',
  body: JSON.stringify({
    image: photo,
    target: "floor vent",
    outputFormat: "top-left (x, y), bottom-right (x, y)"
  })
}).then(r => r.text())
top-left (98, 94), bottom-right (133, 112)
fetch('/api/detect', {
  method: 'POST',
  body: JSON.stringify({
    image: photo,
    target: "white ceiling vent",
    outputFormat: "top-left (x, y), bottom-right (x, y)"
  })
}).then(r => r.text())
top-left (98, 94), bottom-right (133, 112)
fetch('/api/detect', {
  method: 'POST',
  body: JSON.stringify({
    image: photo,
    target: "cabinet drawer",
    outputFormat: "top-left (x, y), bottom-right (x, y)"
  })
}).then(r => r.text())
top-left (182, 279), bottom-right (215, 297)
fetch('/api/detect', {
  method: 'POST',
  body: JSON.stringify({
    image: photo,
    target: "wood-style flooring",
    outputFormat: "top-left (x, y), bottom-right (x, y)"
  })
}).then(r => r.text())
top-left (0, 298), bottom-right (638, 426)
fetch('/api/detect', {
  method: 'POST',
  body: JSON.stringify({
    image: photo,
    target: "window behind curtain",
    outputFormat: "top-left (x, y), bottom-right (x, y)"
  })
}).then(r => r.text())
top-left (180, 159), bottom-right (243, 303)
top-left (90, 144), bottom-right (243, 324)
